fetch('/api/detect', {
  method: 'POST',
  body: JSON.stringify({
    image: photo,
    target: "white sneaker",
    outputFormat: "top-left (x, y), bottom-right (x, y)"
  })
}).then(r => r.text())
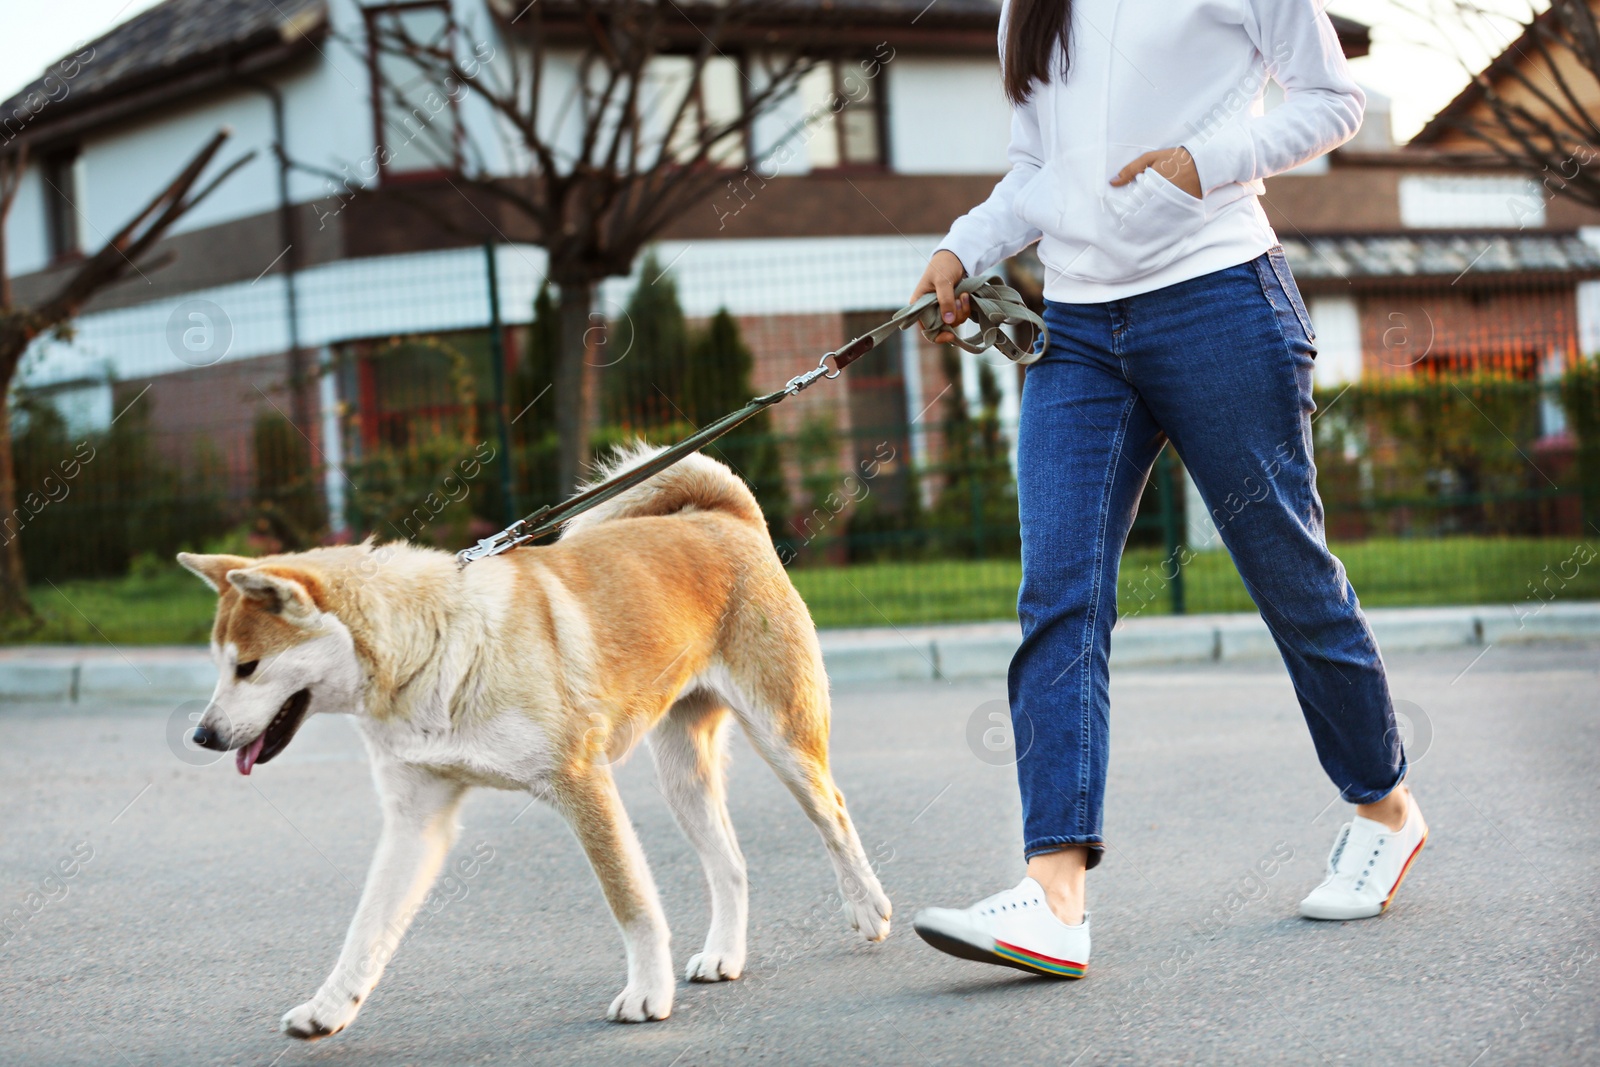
top-left (1300, 787), bottom-right (1429, 920)
top-left (913, 877), bottom-right (1089, 978)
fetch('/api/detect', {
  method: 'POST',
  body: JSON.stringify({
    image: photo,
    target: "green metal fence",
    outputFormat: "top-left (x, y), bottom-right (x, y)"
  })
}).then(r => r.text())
top-left (8, 279), bottom-right (1600, 640)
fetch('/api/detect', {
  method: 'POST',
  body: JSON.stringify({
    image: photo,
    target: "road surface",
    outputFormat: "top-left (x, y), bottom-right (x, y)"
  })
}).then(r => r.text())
top-left (1, 641), bottom-right (1596, 1065)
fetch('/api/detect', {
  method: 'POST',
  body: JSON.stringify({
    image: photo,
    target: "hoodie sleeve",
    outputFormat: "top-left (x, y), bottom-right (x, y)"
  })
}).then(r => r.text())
top-left (1181, 0), bottom-right (1366, 195)
top-left (935, 91), bottom-right (1046, 278)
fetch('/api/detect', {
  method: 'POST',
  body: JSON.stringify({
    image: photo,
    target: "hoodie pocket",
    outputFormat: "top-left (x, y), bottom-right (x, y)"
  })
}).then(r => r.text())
top-left (1030, 164), bottom-right (1203, 286)
top-left (1011, 160), bottom-right (1059, 235)
top-left (1061, 168), bottom-right (1209, 283)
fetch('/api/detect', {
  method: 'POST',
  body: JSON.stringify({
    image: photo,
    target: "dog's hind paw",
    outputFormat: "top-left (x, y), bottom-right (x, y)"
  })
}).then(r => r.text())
top-left (281, 999), bottom-right (355, 1041)
top-left (685, 950), bottom-right (743, 983)
top-left (844, 887), bottom-right (893, 943)
top-left (607, 983), bottom-right (673, 1023)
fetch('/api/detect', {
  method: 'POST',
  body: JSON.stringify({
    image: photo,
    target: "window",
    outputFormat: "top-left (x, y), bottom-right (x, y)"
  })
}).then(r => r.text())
top-left (645, 54), bottom-right (747, 168)
top-left (366, 2), bottom-right (459, 180)
top-left (41, 147), bottom-right (80, 260)
top-left (1398, 175), bottom-right (1545, 230)
top-left (800, 58), bottom-right (888, 170)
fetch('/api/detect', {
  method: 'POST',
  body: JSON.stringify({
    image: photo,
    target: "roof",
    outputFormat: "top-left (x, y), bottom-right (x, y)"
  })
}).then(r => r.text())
top-left (506, 1), bottom-right (1369, 49)
top-left (1328, 16), bottom-right (1373, 58)
top-left (5, 0), bottom-right (1368, 145)
top-left (1410, 5), bottom-right (1561, 145)
top-left (1, 0), bottom-right (326, 147)
top-left (1279, 232), bottom-right (1600, 285)
top-left (491, 0), bottom-right (1001, 23)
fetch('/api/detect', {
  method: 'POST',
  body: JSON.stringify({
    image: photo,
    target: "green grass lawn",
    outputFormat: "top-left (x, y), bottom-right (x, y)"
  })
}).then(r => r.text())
top-left (4, 536), bottom-right (1595, 645)
top-left (792, 535), bottom-right (1600, 628)
top-left (15, 570), bottom-right (220, 646)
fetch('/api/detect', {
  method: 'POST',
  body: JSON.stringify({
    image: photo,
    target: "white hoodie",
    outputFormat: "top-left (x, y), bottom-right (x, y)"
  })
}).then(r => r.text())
top-left (937, 0), bottom-right (1366, 303)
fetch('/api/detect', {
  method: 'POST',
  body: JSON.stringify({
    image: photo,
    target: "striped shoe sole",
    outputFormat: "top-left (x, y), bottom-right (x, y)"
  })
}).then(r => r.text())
top-left (1380, 830), bottom-right (1428, 913)
top-left (914, 922), bottom-right (1086, 979)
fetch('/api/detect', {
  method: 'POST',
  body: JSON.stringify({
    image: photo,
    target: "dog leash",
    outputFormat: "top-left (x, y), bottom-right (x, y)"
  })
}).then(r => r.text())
top-left (455, 275), bottom-right (1047, 566)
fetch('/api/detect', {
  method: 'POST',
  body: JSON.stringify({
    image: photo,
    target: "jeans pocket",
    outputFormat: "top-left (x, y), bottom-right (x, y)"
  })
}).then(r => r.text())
top-left (1265, 246), bottom-right (1316, 342)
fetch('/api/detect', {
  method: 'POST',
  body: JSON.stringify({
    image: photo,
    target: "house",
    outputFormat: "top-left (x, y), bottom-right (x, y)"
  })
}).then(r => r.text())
top-left (12, 0), bottom-right (1588, 579)
top-left (1235, 8), bottom-right (1600, 544)
top-left (1, 0), bottom-right (1386, 549)
top-left (1265, 0), bottom-right (1600, 390)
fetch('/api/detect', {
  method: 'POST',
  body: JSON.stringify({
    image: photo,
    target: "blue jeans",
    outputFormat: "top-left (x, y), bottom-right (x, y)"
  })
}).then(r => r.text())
top-left (1010, 247), bottom-right (1406, 869)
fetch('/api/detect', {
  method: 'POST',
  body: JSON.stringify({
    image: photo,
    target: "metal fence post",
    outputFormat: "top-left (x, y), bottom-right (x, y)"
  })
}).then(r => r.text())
top-left (484, 242), bottom-right (516, 526)
top-left (316, 344), bottom-right (348, 538)
top-left (1157, 449), bottom-right (1186, 615)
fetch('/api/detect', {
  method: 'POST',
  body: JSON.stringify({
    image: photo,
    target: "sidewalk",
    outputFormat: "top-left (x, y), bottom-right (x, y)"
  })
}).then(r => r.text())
top-left (3, 600), bottom-right (1595, 703)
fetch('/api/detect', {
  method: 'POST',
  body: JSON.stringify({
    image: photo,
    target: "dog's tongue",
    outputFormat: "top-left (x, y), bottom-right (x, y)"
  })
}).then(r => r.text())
top-left (236, 734), bottom-right (267, 776)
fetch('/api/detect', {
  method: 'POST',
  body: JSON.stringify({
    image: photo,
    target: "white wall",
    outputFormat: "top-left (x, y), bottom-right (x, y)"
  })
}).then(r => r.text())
top-left (4, 0), bottom-right (1018, 277)
top-left (1576, 229), bottom-right (1600, 358)
top-left (887, 57), bottom-right (1011, 175)
top-left (83, 91), bottom-right (280, 242)
top-left (1398, 174), bottom-right (1545, 229)
top-left (1308, 294), bottom-right (1363, 387)
top-left (1578, 279), bottom-right (1600, 360)
top-left (19, 234), bottom-right (954, 390)
top-left (278, 4), bottom-right (384, 202)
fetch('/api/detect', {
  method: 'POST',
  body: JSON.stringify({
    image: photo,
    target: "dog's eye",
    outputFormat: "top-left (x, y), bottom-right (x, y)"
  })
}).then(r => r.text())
top-left (236, 660), bottom-right (259, 679)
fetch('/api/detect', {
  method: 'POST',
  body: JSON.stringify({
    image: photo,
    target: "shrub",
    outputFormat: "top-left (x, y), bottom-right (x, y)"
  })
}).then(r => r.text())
top-left (11, 392), bottom-right (230, 580)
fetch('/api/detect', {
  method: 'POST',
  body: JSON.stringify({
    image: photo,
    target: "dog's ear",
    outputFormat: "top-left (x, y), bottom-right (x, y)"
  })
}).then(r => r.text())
top-left (177, 553), bottom-right (254, 594)
top-left (226, 566), bottom-right (324, 628)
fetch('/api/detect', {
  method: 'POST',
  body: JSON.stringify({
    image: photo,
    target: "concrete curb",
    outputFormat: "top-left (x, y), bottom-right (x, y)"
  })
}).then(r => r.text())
top-left (2, 602), bottom-right (1595, 703)
top-left (816, 601), bottom-right (1600, 685)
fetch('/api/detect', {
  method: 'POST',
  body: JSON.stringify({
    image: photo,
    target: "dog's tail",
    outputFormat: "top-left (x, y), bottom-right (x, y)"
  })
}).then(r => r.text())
top-left (559, 442), bottom-right (766, 537)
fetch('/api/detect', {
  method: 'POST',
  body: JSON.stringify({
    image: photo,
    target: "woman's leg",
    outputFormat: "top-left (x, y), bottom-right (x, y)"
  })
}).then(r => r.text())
top-left (912, 302), bottom-right (1162, 971)
top-left (1121, 250), bottom-right (1406, 809)
top-left (1010, 300), bottom-right (1167, 922)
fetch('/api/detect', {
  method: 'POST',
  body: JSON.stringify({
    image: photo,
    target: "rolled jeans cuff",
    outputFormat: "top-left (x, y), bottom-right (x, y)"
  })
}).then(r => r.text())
top-left (1339, 752), bottom-right (1409, 806)
top-left (1024, 835), bottom-right (1105, 870)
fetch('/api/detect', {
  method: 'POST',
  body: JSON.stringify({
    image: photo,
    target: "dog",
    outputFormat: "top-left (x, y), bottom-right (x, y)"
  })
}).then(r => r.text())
top-left (177, 446), bottom-right (891, 1038)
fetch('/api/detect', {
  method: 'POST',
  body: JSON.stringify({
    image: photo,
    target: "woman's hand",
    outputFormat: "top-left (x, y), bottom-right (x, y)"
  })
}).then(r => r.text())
top-left (1111, 147), bottom-right (1202, 199)
top-left (909, 249), bottom-right (970, 344)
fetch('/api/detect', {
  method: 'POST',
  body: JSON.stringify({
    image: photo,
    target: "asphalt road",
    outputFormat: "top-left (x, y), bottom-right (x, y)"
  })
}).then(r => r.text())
top-left (1, 640), bottom-right (1596, 1066)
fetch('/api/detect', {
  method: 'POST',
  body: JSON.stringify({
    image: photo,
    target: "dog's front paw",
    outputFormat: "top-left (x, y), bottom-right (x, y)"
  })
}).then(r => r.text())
top-left (606, 981), bottom-right (673, 1023)
top-left (685, 950), bottom-right (743, 983)
top-left (280, 996), bottom-right (358, 1041)
top-left (844, 884), bottom-right (893, 943)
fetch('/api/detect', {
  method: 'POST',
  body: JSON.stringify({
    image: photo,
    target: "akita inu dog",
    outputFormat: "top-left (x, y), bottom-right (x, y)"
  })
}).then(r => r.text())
top-left (177, 447), bottom-right (891, 1039)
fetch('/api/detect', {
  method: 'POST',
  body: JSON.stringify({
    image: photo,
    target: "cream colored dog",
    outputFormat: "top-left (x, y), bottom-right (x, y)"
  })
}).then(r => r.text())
top-left (177, 447), bottom-right (891, 1039)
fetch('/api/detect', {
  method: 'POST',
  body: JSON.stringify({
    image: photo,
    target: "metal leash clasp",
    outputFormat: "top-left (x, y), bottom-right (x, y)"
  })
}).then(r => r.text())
top-left (455, 519), bottom-right (528, 567)
top-left (782, 351), bottom-right (837, 396)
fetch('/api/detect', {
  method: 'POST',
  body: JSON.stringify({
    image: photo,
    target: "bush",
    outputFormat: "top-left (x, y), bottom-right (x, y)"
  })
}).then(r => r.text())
top-left (1312, 373), bottom-right (1545, 536)
top-left (1562, 359), bottom-right (1600, 528)
top-left (11, 393), bottom-right (230, 581)
top-left (919, 351), bottom-right (1019, 559)
top-left (596, 258), bottom-right (790, 540)
top-left (253, 411), bottom-right (326, 549)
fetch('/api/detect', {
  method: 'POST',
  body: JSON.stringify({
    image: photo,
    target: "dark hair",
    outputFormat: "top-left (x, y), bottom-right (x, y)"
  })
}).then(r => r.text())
top-left (1003, 0), bottom-right (1073, 107)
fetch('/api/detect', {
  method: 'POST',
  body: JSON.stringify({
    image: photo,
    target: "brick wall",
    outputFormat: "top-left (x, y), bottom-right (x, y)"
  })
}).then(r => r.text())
top-left (1357, 285), bottom-right (1579, 376)
top-left (123, 352), bottom-right (303, 497)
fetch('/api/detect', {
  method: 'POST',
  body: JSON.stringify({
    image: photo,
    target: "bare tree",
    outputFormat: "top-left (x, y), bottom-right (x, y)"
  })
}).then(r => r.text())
top-left (1421, 1), bottom-right (1600, 210)
top-left (367, 0), bottom-right (832, 492)
top-left (0, 130), bottom-right (252, 622)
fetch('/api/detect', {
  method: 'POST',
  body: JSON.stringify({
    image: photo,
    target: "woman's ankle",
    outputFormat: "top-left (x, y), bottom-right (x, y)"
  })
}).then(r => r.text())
top-left (1355, 783), bottom-right (1409, 832)
top-left (1027, 846), bottom-right (1088, 925)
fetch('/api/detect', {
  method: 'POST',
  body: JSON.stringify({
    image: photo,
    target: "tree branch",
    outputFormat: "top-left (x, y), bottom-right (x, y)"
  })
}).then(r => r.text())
top-left (2, 130), bottom-right (250, 376)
